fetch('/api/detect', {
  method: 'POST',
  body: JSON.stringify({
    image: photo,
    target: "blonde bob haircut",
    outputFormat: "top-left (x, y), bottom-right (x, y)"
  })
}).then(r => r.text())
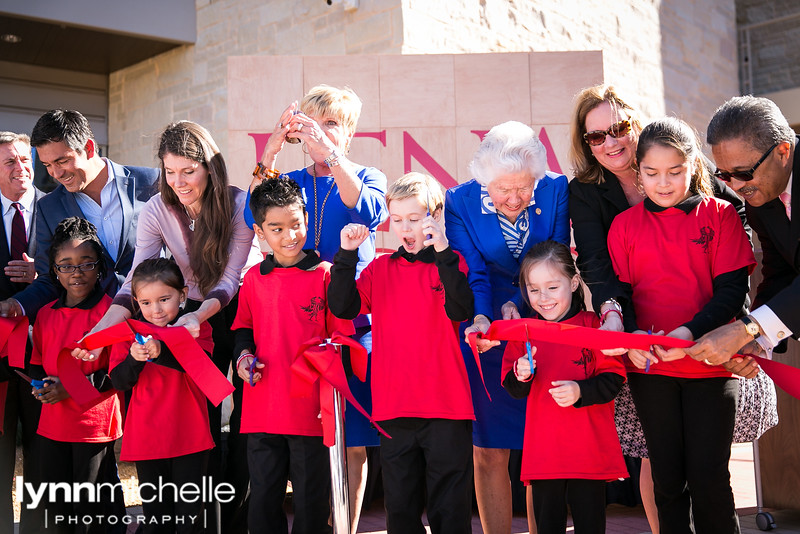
top-left (469, 121), bottom-right (547, 186)
top-left (569, 84), bottom-right (643, 185)
top-left (386, 172), bottom-right (445, 215)
top-left (299, 85), bottom-right (363, 137)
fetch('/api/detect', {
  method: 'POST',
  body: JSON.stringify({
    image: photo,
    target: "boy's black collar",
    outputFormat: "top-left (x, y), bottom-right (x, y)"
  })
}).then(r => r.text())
top-left (260, 250), bottom-right (322, 275)
top-left (52, 284), bottom-right (105, 310)
top-left (390, 246), bottom-right (435, 263)
top-left (644, 193), bottom-right (703, 214)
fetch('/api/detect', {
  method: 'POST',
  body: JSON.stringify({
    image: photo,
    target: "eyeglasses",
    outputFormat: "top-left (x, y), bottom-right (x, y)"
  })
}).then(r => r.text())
top-left (714, 143), bottom-right (779, 182)
top-left (54, 260), bottom-right (100, 274)
top-left (583, 120), bottom-right (632, 146)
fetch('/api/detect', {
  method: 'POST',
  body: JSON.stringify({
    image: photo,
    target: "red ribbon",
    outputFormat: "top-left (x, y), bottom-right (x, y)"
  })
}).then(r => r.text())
top-left (58, 319), bottom-right (233, 410)
top-left (0, 316), bottom-right (29, 368)
top-left (291, 333), bottom-right (389, 447)
top-left (472, 318), bottom-right (800, 400)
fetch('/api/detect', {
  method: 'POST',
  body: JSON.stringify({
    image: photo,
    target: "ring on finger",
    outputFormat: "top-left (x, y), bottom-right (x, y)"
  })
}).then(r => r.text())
top-left (703, 358), bottom-right (713, 365)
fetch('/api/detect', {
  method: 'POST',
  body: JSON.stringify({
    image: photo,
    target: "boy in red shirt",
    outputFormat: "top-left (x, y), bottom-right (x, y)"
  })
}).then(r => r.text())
top-left (232, 178), bottom-right (353, 534)
top-left (328, 172), bottom-right (475, 533)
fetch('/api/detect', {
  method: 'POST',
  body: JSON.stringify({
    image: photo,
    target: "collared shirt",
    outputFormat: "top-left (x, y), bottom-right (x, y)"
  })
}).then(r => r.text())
top-left (1, 187), bottom-right (36, 251)
top-left (751, 172), bottom-right (794, 355)
top-left (74, 159), bottom-right (123, 261)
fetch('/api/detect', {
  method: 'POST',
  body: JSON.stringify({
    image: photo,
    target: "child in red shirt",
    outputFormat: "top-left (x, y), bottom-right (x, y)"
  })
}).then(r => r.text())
top-left (609, 118), bottom-right (756, 533)
top-left (501, 240), bottom-right (627, 534)
top-left (109, 258), bottom-right (216, 533)
top-left (328, 172), bottom-right (475, 534)
top-left (29, 217), bottom-right (124, 532)
top-left (232, 177), bottom-right (353, 534)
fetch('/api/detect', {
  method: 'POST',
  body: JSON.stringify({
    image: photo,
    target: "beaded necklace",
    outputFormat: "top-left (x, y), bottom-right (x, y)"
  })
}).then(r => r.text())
top-left (312, 164), bottom-right (334, 253)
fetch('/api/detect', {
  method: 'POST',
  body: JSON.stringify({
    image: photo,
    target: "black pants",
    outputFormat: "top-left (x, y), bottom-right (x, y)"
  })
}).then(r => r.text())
top-left (379, 418), bottom-right (473, 534)
top-left (188, 296), bottom-right (249, 534)
top-left (135, 450), bottom-right (210, 533)
top-left (530, 478), bottom-right (606, 534)
top-left (629, 373), bottom-right (740, 534)
top-left (0, 374), bottom-right (43, 533)
top-left (246, 433), bottom-right (331, 534)
top-left (35, 437), bottom-right (125, 534)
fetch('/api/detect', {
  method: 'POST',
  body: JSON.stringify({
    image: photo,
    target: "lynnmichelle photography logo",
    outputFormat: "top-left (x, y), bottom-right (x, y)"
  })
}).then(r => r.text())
top-left (15, 476), bottom-right (235, 527)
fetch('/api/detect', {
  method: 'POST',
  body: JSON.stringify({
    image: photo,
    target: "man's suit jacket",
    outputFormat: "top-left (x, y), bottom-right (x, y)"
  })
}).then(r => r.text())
top-left (747, 138), bottom-right (800, 335)
top-left (0, 187), bottom-right (45, 300)
top-left (15, 160), bottom-right (159, 320)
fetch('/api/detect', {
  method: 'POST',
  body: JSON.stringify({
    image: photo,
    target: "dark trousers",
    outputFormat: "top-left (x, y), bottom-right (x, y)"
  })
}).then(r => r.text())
top-left (188, 296), bottom-right (249, 534)
top-left (35, 437), bottom-right (125, 534)
top-left (135, 450), bottom-right (210, 534)
top-left (379, 418), bottom-right (473, 534)
top-left (246, 433), bottom-right (331, 534)
top-left (628, 373), bottom-right (740, 534)
top-left (0, 374), bottom-right (42, 534)
top-left (530, 478), bottom-right (606, 534)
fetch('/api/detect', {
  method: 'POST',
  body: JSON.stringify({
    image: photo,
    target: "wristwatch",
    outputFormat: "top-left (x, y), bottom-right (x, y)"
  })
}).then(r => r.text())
top-left (741, 315), bottom-right (761, 339)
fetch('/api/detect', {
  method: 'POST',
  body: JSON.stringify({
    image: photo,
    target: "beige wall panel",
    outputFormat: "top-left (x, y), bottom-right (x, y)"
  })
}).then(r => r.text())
top-left (453, 53), bottom-right (532, 127)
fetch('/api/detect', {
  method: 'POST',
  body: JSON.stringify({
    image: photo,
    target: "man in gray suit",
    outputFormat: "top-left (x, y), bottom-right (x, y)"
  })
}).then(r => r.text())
top-left (0, 109), bottom-right (159, 320)
top-left (0, 132), bottom-right (44, 533)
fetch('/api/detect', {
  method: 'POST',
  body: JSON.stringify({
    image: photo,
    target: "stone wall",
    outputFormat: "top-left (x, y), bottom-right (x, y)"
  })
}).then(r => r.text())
top-left (109, 0), bottom-right (738, 170)
top-left (108, 0), bottom-right (404, 167)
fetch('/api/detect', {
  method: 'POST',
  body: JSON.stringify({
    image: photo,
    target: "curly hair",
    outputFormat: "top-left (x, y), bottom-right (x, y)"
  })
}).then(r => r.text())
top-left (249, 176), bottom-right (306, 226)
top-left (157, 121), bottom-right (232, 297)
top-left (48, 216), bottom-right (106, 285)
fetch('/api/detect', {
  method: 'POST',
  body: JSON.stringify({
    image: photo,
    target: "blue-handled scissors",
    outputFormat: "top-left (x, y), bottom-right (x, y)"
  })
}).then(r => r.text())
top-left (135, 333), bottom-right (154, 362)
top-left (524, 324), bottom-right (536, 378)
top-left (425, 188), bottom-right (433, 242)
top-left (645, 326), bottom-right (653, 373)
top-left (248, 356), bottom-right (257, 387)
top-left (15, 370), bottom-right (53, 392)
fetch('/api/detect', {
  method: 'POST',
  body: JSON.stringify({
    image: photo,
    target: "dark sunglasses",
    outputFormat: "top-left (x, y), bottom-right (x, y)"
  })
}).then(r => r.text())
top-left (583, 120), bottom-right (632, 146)
top-left (714, 143), bottom-right (779, 182)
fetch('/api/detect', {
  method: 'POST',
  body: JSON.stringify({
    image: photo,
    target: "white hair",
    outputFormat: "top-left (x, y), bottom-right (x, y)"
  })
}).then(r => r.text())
top-left (468, 121), bottom-right (547, 186)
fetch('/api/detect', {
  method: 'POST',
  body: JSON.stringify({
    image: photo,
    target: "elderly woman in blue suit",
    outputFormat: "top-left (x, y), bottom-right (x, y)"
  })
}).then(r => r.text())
top-left (445, 120), bottom-right (569, 533)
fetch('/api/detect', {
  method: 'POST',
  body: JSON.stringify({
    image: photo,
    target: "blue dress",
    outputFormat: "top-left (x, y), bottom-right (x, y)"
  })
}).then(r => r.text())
top-left (444, 173), bottom-right (569, 448)
top-left (244, 164), bottom-right (388, 446)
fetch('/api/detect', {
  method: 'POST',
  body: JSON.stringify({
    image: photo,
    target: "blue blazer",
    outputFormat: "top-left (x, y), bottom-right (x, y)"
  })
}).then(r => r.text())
top-left (0, 187), bottom-right (45, 301)
top-left (15, 160), bottom-right (159, 320)
top-left (444, 172), bottom-right (569, 320)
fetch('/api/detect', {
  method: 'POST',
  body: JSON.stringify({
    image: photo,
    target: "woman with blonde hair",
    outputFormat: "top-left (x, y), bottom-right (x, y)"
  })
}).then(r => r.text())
top-left (244, 84), bottom-right (388, 533)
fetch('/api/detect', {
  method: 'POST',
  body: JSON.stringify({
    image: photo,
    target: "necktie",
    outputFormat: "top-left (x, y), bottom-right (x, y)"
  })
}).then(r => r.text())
top-left (10, 203), bottom-right (27, 260)
top-left (779, 191), bottom-right (792, 221)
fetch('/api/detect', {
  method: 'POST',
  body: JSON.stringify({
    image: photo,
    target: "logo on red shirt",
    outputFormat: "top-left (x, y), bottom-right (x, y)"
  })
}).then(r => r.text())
top-left (300, 296), bottom-right (324, 322)
top-left (573, 348), bottom-right (594, 378)
top-left (691, 226), bottom-right (715, 253)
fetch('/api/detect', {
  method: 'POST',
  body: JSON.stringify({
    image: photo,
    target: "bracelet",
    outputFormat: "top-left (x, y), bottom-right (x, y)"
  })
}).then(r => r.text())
top-left (253, 162), bottom-right (280, 180)
top-left (324, 148), bottom-right (342, 168)
top-left (601, 298), bottom-right (623, 314)
top-left (236, 353), bottom-right (254, 368)
top-left (600, 308), bottom-right (622, 325)
top-left (513, 359), bottom-right (534, 382)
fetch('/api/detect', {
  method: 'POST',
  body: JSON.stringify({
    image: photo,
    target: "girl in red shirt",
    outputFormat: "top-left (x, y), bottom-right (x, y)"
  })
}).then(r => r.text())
top-left (109, 258), bottom-right (215, 533)
top-left (29, 217), bottom-right (125, 533)
top-left (609, 118), bottom-right (755, 533)
top-left (501, 240), bottom-right (627, 534)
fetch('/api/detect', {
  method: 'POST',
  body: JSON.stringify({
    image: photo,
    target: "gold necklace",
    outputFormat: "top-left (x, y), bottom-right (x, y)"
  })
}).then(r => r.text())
top-left (312, 165), bottom-right (334, 252)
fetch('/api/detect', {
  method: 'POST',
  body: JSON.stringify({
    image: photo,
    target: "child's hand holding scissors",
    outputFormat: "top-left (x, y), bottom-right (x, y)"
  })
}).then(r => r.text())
top-left (422, 215), bottom-right (448, 252)
top-left (651, 326), bottom-right (691, 362)
top-left (626, 329), bottom-right (661, 370)
top-left (34, 376), bottom-right (69, 404)
top-left (131, 335), bottom-right (160, 362)
top-left (237, 353), bottom-right (265, 385)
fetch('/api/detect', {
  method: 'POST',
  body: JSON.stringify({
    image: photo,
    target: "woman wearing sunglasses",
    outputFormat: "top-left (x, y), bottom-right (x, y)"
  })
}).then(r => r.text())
top-left (567, 84), bottom-right (753, 534)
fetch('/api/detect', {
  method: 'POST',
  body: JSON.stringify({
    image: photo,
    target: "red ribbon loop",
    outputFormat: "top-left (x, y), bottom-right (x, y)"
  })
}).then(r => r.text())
top-left (0, 316), bottom-right (29, 368)
top-left (59, 319), bottom-right (233, 411)
top-left (291, 333), bottom-right (389, 447)
top-left (466, 332), bottom-right (491, 401)
top-left (483, 318), bottom-right (800, 401)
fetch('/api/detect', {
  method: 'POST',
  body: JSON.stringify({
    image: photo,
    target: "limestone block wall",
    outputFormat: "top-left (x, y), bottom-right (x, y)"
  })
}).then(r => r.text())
top-left (108, 0), bottom-right (404, 167)
top-left (401, 0), bottom-right (738, 148)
